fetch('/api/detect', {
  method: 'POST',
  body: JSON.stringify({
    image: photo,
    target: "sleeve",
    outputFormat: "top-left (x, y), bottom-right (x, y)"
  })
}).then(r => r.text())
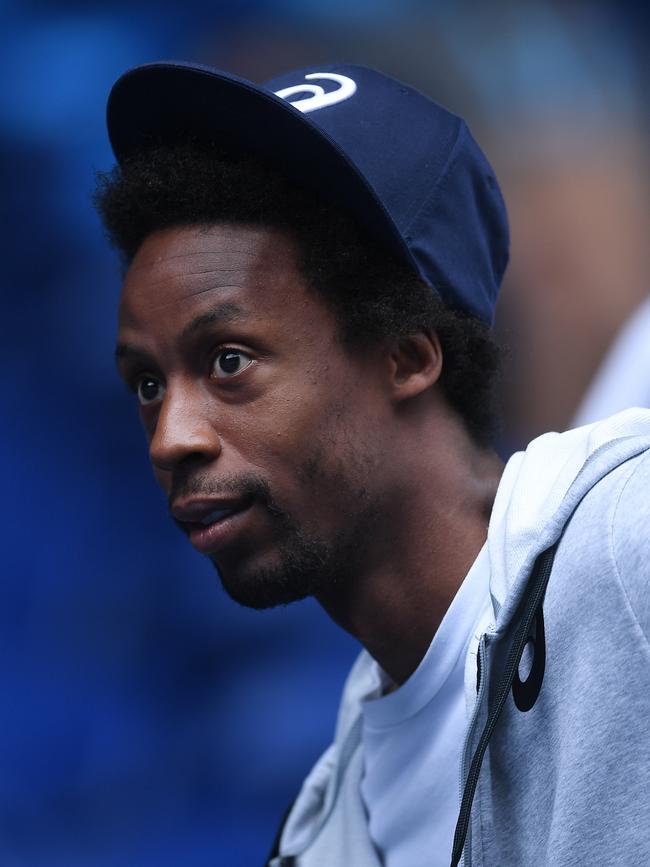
top-left (611, 448), bottom-right (650, 649)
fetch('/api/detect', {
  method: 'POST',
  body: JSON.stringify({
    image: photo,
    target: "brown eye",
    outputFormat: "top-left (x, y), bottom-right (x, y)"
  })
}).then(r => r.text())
top-left (211, 349), bottom-right (254, 379)
top-left (137, 376), bottom-right (165, 405)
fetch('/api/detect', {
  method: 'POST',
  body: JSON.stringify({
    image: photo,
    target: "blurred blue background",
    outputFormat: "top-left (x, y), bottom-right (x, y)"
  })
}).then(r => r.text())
top-left (3, 1), bottom-right (650, 864)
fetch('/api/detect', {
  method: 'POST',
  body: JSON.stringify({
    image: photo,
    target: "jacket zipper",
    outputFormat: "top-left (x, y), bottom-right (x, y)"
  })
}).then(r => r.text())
top-left (450, 544), bottom-right (557, 867)
top-left (456, 633), bottom-right (488, 867)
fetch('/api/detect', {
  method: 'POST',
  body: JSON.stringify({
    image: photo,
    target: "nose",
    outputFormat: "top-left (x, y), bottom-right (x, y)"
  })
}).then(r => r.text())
top-left (148, 383), bottom-right (222, 474)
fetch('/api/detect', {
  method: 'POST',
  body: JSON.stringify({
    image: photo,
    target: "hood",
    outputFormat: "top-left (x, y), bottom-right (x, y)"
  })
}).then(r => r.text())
top-left (487, 407), bottom-right (650, 636)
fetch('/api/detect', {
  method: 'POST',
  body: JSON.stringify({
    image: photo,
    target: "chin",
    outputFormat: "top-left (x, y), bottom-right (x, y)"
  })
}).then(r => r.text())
top-left (209, 535), bottom-right (336, 609)
top-left (212, 560), bottom-right (318, 609)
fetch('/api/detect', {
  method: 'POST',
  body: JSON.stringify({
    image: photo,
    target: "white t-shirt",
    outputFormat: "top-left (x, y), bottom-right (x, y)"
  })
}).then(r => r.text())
top-left (359, 545), bottom-right (491, 867)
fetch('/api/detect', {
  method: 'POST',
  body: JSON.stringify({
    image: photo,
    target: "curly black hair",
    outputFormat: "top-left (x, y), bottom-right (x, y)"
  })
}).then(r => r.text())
top-left (94, 142), bottom-right (502, 445)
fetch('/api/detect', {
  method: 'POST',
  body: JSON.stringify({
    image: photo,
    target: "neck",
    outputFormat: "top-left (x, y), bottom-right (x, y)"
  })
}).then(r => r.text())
top-left (316, 418), bottom-right (503, 686)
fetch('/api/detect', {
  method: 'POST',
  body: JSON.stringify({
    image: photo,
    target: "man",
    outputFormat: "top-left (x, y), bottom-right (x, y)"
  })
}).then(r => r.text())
top-left (97, 62), bottom-right (650, 867)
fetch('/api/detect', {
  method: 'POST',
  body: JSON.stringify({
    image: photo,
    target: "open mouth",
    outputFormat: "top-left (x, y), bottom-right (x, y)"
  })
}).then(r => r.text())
top-left (194, 507), bottom-right (238, 527)
top-left (172, 498), bottom-right (255, 555)
top-left (172, 495), bottom-right (250, 528)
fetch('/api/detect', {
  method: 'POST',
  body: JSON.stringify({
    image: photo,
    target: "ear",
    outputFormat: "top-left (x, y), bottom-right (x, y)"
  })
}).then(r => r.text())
top-left (388, 330), bottom-right (443, 402)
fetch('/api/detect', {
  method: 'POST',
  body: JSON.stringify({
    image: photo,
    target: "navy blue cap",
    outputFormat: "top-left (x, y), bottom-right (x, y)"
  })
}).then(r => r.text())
top-left (107, 61), bottom-right (509, 323)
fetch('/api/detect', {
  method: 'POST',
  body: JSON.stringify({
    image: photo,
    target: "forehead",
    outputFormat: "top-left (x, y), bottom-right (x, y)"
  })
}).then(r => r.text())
top-left (118, 223), bottom-right (326, 335)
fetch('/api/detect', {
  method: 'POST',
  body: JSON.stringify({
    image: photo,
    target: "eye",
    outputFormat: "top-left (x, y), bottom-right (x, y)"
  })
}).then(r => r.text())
top-left (136, 375), bottom-right (165, 406)
top-left (211, 348), bottom-right (254, 379)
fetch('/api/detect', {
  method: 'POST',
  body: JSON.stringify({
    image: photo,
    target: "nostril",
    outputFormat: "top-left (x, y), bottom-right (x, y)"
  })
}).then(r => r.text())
top-left (151, 439), bottom-right (220, 473)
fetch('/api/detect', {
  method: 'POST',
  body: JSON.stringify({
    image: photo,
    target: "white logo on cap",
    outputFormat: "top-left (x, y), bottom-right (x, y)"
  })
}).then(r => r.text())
top-left (274, 73), bottom-right (357, 113)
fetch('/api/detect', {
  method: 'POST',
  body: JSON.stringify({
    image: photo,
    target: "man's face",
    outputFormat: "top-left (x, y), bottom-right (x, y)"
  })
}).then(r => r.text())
top-left (116, 224), bottom-right (393, 608)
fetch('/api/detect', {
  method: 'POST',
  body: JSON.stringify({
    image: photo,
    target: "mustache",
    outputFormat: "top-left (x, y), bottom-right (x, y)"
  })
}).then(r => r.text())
top-left (167, 471), bottom-right (284, 517)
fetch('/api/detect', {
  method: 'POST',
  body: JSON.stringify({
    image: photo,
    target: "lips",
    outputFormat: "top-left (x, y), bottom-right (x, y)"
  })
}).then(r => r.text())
top-left (171, 497), bottom-right (254, 555)
top-left (171, 496), bottom-right (246, 524)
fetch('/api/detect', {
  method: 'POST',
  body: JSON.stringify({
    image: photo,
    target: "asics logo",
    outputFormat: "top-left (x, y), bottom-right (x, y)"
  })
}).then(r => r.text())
top-left (274, 73), bottom-right (357, 113)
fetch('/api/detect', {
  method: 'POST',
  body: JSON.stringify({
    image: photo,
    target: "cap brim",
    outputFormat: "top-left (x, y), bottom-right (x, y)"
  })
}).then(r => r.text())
top-left (107, 61), bottom-right (412, 264)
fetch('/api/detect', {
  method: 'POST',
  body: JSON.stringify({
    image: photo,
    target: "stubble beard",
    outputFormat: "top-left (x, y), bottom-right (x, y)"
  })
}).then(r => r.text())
top-left (172, 420), bottom-right (381, 610)
top-left (209, 456), bottom-right (381, 609)
top-left (210, 493), bottom-right (365, 610)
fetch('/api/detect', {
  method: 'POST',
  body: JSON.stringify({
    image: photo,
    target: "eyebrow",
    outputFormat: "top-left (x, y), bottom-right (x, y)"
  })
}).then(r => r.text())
top-left (114, 343), bottom-right (151, 369)
top-left (114, 301), bottom-right (249, 368)
top-left (179, 301), bottom-right (247, 342)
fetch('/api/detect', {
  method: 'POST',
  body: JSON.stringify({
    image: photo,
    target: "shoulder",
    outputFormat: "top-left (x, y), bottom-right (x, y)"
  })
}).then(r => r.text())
top-left (610, 447), bottom-right (650, 559)
top-left (610, 448), bottom-right (650, 646)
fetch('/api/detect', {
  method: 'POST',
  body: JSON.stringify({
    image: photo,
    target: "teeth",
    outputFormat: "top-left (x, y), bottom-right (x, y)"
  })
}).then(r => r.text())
top-left (199, 509), bottom-right (233, 526)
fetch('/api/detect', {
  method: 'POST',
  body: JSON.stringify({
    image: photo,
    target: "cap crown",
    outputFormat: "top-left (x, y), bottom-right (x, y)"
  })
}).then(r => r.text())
top-left (107, 61), bottom-right (509, 322)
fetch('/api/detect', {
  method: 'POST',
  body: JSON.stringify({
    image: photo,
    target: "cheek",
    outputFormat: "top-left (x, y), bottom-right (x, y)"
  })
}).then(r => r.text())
top-left (218, 352), bottom-right (386, 495)
top-left (213, 392), bottom-right (330, 498)
top-left (219, 371), bottom-right (331, 457)
top-left (280, 396), bottom-right (384, 500)
top-left (227, 402), bottom-right (328, 476)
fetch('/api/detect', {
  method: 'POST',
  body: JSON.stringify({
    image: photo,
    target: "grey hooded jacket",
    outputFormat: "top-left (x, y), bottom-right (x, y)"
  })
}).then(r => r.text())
top-left (269, 409), bottom-right (650, 867)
